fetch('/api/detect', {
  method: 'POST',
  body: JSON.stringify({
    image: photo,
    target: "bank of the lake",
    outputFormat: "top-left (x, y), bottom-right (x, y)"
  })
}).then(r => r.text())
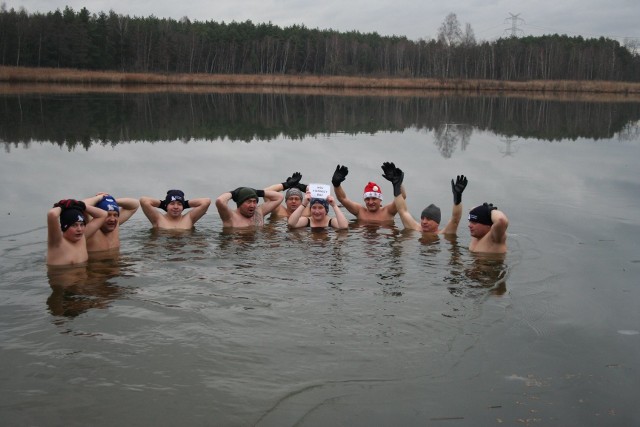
top-left (2, 66), bottom-right (640, 97)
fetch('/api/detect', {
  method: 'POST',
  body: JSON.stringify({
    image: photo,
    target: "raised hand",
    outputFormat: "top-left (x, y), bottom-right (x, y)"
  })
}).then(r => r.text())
top-left (229, 187), bottom-right (242, 203)
top-left (332, 165), bottom-right (349, 187)
top-left (381, 162), bottom-right (397, 182)
top-left (451, 175), bottom-right (468, 205)
top-left (282, 172), bottom-right (302, 190)
top-left (381, 162), bottom-right (403, 196)
top-left (484, 202), bottom-right (497, 211)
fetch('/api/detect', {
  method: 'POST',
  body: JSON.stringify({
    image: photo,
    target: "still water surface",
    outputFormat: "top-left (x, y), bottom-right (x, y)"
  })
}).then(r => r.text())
top-left (1, 91), bottom-right (640, 426)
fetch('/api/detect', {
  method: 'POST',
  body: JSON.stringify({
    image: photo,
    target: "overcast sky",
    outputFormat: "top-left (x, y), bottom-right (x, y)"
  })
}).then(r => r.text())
top-left (5, 0), bottom-right (639, 44)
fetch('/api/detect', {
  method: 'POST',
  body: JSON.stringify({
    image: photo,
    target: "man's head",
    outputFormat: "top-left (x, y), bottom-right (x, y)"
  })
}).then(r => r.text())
top-left (164, 189), bottom-right (185, 217)
top-left (310, 198), bottom-right (329, 218)
top-left (60, 209), bottom-right (86, 242)
top-left (97, 195), bottom-right (120, 233)
top-left (468, 203), bottom-right (494, 238)
top-left (363, 182), bottom-right (383, 212)
top-left (420, 204), bottom-right (441, 233)
top-left (285, 188), bottom-right (303, 214)
top-left (236, 187), bottom-right (259, 218)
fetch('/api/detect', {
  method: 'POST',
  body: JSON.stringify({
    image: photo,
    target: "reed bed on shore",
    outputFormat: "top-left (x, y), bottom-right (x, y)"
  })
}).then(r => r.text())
top-left (2, 66), bottom-right (640, 97)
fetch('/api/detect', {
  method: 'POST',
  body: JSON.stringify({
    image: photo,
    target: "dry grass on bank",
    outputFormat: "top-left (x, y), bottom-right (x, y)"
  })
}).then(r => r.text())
top-left (2, 66), bottom-right (640, 100)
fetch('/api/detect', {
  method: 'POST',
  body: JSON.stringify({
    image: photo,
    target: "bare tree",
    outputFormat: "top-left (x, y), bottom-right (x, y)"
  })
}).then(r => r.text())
top-left (437, 13), bottom-right (462, 47)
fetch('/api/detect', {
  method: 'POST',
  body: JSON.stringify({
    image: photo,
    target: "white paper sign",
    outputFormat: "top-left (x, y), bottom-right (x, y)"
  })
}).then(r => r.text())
top-left (309, 183), bottom-right (330, 199)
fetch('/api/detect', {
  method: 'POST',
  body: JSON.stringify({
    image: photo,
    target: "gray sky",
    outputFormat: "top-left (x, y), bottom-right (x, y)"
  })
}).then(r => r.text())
top-left (4, 0), bottom-right (639, 43)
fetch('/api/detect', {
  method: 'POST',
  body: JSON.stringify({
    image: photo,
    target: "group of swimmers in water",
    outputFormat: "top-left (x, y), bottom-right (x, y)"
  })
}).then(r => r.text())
top-left (46, 162), bottom-right (509, 266)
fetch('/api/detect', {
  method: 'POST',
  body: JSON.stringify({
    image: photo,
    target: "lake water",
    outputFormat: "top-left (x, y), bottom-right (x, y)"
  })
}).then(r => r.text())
top-left (1, 89), bottom-right (640, 426)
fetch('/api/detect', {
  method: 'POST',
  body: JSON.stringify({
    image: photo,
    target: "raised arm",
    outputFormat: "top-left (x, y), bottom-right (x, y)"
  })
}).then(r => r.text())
top-left (116, 198), bottom-right (140, 224)
top-left (83, 205), bottom-right (108, 238)
top-left (264, 171), bottom-right (303, 193)
top-left (185, 197), bottom-right (212, 224)
top-left (381, 163), bottom-right (420, 231)
top-left (332, 164), bottom-right (361, 216)
top-left (441, 175), bottom-right (467, 235)
top-left (215, 191), bottom-right (234, 224)
top-left (328, 196), bottom-right (348, 229)
top-left (394, 193), bottom-right (421, 231)
top-left (47, 207), bottom-right (64, 248)
top-left (489, 208), bottom-right (509, 244)
top-left (287, 192), bottom-right (310, 228)
top-left (139, 196), bottom-right (163, 226)
top-left (259, 190), bottom-right (285, 216)
top-left (381, 161), bottom-right (406, 215)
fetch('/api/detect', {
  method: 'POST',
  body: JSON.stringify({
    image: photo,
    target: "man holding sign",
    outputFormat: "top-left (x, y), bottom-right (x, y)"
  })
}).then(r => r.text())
top-left (332, 162), bottom-right (406, 224)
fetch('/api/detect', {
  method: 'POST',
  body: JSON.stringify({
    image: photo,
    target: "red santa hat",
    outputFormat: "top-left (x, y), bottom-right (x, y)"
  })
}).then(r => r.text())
top-left (363, 182), bottom-right (383, 200)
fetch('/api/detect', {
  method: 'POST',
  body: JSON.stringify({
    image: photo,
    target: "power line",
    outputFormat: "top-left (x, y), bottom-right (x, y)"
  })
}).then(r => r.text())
top-left (504, 13), bottom-right (525, 37)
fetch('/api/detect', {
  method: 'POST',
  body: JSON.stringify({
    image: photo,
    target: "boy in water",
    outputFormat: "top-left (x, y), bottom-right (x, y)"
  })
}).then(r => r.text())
top-left (46, 199), bottom-right (108, 266)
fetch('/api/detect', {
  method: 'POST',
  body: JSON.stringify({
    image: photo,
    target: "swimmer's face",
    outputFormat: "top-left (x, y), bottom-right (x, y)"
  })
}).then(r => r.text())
top-left (468, 221), bottom-right (490, 239)
top-left (420, 217), bottom-right (439, 233)
top-left (310, 203), bottom-right (327, 220)
top-left (63, 221), bottom-right (86, 242)
top-left (286, 195), bottom-right (302, 214)
top-left (364, 197), bottom-right (381, 212)
top-left (101, 211), bottom-right (119, 233)
top-left (167, 200), bottom-right (184, 218)
top-left (238, 198), bottom-right (258, 218)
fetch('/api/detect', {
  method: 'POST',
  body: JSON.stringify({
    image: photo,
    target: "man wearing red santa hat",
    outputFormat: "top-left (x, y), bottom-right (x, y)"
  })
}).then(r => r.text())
top-left (331, 162), bottom-right (406, 225)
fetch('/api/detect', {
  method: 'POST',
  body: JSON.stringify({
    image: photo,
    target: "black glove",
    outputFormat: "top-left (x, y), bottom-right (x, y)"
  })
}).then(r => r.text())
top-left (282, 172), bottom-right (302, 190)
top-left (229, 187), bottom-right (242, 203)
top-left (332, 165), bottom-right (349, 187)
top-left (183, 200), bottom-right (190, 209)
top-left (451, 175), bottom-right (468, 205)
top-left (159, 199), bottom-right (168, 211)
top-left (381, 162), bottom-right (404, 197)
top-left (296, 182), bottom-right (308, 192)
top-left (381, 161), bottom-right (397, 182)
top-left (484, 202), bottom-right (497, 211)
top-left (255, 189), bottom-right (265, 198)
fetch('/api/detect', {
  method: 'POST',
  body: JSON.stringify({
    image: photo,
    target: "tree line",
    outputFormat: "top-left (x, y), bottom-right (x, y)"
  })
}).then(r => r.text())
top-left (1, 6), bottom-right (639, 82)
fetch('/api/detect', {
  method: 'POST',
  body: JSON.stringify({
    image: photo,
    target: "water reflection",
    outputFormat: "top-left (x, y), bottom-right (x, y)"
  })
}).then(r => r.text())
top-left (447, 250), bottom-right (509, 298)
top-left (2, 92), bottom-right (639, 151)
top-left (46, 255), bottom-right (127, 320)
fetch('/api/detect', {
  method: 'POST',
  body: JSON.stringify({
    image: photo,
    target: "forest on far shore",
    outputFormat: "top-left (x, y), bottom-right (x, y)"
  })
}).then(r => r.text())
top-left (2, 6), bottom-right (639, 82)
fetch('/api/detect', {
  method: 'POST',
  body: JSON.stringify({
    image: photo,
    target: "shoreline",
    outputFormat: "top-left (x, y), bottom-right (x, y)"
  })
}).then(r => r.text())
top-left (2, 66), bottom-right (640, 100)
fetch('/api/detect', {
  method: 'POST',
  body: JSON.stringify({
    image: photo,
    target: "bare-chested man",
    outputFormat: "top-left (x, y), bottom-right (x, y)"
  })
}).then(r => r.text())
top-left (264, 172), bottom-right (310, 219)
top-left (468, 203), bottom-right (509, 254)
top-left (47, 199), bottom-right (108, 266)
top-left (139, 189), bottom-right (211, 230)
top-left (382, 164), bottom-right (468, 236)
top-left (332, 162), bottom-right (406, 224)
top-left (82, 193), bottom-right (139, 251)
top-left (215, 187), bottom-right (283, 228)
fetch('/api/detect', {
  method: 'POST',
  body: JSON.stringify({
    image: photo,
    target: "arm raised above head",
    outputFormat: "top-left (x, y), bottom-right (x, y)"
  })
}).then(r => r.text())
top-left (489, 208), bottom-right (509, 244)
top-left (185, 197), bottom-right (212, 224)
